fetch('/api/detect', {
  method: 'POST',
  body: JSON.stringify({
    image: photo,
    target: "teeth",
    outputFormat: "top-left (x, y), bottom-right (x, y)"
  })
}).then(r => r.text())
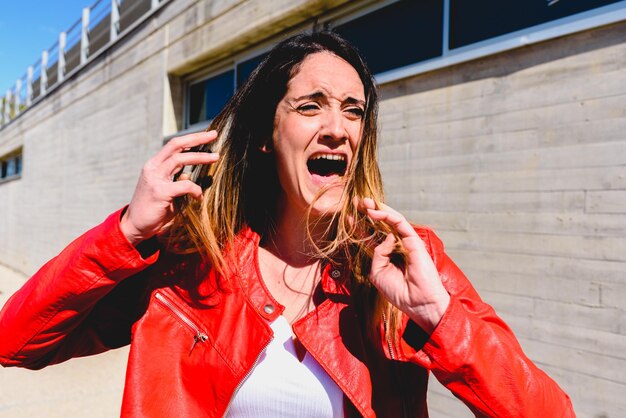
top-left (310, 154), bottom-right (346, 161)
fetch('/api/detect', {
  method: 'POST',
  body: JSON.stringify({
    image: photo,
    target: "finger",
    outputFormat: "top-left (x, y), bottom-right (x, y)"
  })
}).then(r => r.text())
top-left (373, 232), bottom-right (396, 258)
top-left (366, 208), bottom-right (431, 256)
top-left (351, 197), bottom-right (397, 251)
top-left (355, 196), bottom-right (377, 213)
top-left (368, 200), bottom-right (406, 219)
top-left (167, 179), bottom-right (204, 200)
top-left (365, 207), bottom-right (416, 238)
top-left (346, 213), bottom-right (368, 241)
top-left (349, 198), bottom-right (380, 246)
top-left (357, 198), bottom-right (406, 223)
top-left (370, 233), bottom-right (396, 282)
top-left (155, 130), bottom-right (219, 163)
top-left (164, 151), bottom-right (220, 177)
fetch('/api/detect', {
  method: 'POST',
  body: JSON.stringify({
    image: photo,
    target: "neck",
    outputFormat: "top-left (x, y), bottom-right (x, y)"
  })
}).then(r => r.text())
top-left (265, 198), bottom-right (330, 267)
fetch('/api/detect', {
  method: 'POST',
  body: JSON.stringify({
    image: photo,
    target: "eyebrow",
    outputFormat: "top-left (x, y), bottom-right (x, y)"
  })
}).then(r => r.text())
top-left (293, 91), bottom-right (366, 107)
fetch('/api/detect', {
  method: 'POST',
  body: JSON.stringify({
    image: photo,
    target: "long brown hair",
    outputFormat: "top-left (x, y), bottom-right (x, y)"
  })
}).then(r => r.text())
top-left (166, 31), bottom-right (404, 342)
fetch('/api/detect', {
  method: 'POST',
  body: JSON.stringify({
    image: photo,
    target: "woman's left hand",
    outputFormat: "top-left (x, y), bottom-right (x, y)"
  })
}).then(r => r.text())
top-left (358, 198), bottom-right (451, 334)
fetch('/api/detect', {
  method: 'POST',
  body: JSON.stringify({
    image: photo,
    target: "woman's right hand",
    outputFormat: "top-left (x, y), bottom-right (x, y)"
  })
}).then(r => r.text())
top-left (120, 130), bottom-right (220, 245)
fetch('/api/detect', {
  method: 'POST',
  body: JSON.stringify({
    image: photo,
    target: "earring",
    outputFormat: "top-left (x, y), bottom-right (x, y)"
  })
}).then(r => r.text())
top-left (259, 141), bottom-right (273, 153)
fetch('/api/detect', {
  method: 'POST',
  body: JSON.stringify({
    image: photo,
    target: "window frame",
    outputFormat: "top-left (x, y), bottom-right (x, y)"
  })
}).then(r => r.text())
top-left (320, 0), bottom-right (626, 83)
top-left (177, 0), bottom-right (626, 132)
top-left (183, 62), bottom-right (237, 133)
top-left (373, 0), bottom-right (626, 84)
top-left (181, 43), bottom-right (280, 133)
top-left (0, 148), bottom-right (23, 184)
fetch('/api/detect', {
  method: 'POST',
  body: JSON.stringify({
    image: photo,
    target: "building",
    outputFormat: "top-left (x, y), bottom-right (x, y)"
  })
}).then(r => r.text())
top-left (1, 0), bottom-right (625, 416)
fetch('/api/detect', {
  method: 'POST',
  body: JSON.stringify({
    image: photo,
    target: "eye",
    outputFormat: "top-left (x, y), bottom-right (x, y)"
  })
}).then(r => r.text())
top-left (297, 103), bottom-right (321, 114)
top-left (345, 107), bottom-right (364, 119)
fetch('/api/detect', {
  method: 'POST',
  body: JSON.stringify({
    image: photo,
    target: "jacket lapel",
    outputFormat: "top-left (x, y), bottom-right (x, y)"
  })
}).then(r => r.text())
top-left (293, 293), bottom-right (376, 418)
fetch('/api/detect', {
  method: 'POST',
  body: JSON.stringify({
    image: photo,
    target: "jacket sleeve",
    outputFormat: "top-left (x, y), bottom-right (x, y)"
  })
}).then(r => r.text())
top-left (393, 229), bottom-right (576, 418)
top-left (0, 208), bottom-right (159, 369)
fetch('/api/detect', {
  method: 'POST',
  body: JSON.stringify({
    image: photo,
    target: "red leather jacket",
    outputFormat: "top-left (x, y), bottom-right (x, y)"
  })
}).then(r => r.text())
top-left (0, 209), bottom-right (574, 417)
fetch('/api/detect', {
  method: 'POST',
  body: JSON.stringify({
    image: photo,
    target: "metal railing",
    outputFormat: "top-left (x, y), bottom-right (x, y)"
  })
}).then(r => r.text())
top-left (0, 0), bottom-right (167, 129)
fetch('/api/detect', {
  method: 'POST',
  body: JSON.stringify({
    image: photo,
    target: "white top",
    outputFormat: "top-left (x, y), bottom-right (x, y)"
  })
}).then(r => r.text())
top-left (224, 316), bottom-right (345, 418)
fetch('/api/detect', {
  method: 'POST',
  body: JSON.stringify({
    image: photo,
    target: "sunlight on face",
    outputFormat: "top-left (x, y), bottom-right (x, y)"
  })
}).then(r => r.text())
top-left (272, 52), bottom-right (366, 219)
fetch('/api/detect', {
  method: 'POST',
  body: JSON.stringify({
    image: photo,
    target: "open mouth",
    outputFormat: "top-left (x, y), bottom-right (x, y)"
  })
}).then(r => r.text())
top-left (307, 154), bottom-right (347, 177)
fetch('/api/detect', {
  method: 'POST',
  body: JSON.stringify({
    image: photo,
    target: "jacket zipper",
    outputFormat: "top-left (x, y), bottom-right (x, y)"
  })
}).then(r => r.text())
top-left (222, 336), bottom-right (273, 416)
top-left (382, 312), bottom-right (411, 418)
top-left (155, 292), bottom-right (209, 353)
top-left (381, 311), bottom-right (396, 360)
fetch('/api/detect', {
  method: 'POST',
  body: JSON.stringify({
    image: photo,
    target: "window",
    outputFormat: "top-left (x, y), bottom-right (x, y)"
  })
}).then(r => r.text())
top-left (334, 0), bottom-right (443, 74)
top-left (185, 53), bottom-right (268, 129)
top-left (187, 70), bottom-right (234, 127)
top-left (182, 0), bottom-right (626, 129)
top-left (450, 0), bottom-right (624, 49)
top-left (0, 149), bottom-right (22, 182)
top-left (236, 53), bottom-right (268, 87)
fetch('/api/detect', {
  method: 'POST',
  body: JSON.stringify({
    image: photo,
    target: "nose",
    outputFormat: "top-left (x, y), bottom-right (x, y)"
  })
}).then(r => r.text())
top-left (320, 109), bottom-right (348, 144)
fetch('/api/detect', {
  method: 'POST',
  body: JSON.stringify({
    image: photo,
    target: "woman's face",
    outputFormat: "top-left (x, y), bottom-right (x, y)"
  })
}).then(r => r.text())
top-left (272, 51), bottom-right (366, 218)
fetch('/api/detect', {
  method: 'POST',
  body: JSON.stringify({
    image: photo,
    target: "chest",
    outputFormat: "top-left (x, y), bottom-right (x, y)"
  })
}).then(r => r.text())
top-left (224, 316), bottom-right (345, 417)
top-left (256, 249), bottom-right (322, 324)
top-left (127, 280), bottom-right (428, 418)
top-left (123, 240), bottom-right (428, 417)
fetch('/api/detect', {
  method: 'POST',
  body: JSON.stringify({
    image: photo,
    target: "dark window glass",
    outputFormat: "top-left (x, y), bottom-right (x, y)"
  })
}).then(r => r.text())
top-left (6, 159), bottom-right (15, 177)
top-left (334, 0), bottom-right (443, 74)
top-left (450, 0), bottom-right (623, 49)
top-left (15, 155), bottom-right (21, 175)
top-left (188, 81), bottom-right (207, 126)
top-left (0, 153), bottom-right (22, 179)
top-left (237, 53), bottom-right (268, 87)
top-left (187, 70), bottom-right (235, 126)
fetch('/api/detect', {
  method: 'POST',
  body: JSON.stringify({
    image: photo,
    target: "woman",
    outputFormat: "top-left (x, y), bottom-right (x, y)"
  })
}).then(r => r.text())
top-left (0, 32), bottom-right (574, 417)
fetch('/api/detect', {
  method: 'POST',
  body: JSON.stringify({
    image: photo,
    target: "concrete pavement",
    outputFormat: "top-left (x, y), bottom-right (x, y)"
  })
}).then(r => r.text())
top-left (0, 264), bottom-right (128, 418)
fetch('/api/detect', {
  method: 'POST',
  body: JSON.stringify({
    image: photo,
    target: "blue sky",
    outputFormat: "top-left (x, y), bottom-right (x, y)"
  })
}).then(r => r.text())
top-left (0, 0), bottom-right (92, 95)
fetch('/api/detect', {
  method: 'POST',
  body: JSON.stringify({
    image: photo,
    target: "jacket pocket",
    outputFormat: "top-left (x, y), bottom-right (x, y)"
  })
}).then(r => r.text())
top-left (154, 291), bottom-right (209, 354)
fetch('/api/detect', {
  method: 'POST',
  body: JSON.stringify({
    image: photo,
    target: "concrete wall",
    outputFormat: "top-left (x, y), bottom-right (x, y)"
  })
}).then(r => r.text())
top-left (379, 20), bottom-right (626, 418)
top-left (0, 0), bottom-right (351, 275)
top-left (0, 0), bottom-right (624, 416)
